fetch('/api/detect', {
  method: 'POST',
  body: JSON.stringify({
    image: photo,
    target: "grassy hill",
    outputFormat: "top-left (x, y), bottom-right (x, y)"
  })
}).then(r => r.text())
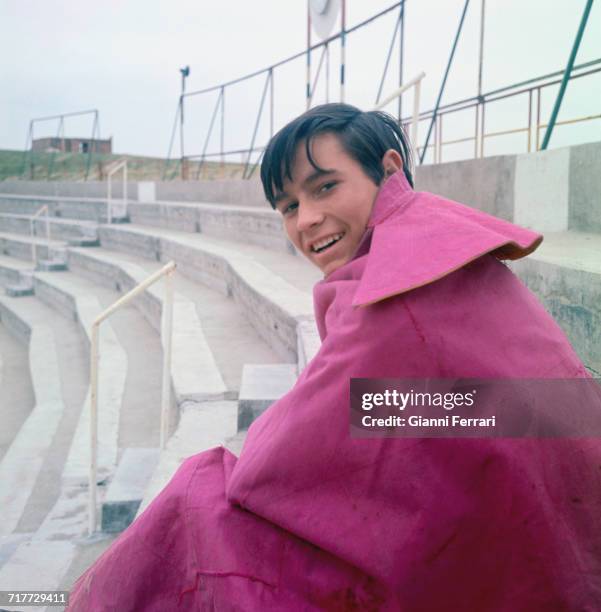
top-left (0, 149), bottom-right (248, 182)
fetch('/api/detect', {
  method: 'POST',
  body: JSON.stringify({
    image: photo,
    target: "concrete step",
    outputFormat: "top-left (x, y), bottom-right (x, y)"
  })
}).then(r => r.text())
top-left (0, 193), bottom-right (108, 223)
top-left (101, 448), bottom-right (160, 533)
top-left (68, 247), bottom-right (290, 392)
top-left (0, 296), bottom-right (66, 537)
top-left (238, 364), bottom-right (297, 429)
top-left (0, 212), bottom-right (99, 243)
top-left (0, 255), bottom-right (32, 288)
top-left (66, 247), bottom-right (230, 404)
top-left (127, 199), bottom-right (294, 254)
top-left (31, 272), bottom-right (128, 484)
top-left (0, 230), bottom-right (67, 264)
top-left (0, 322), bottom-right (35, 466)
top-left (0, 538), bottom-right (75, 609)
top-left (96, 223), bottom-right (318, 363)
top-left (36, 258), bottom-right (67, 272)
top-left (137, 401), bottom-right (238, 516)
top-left (509, 231), bottom-right (601, 374)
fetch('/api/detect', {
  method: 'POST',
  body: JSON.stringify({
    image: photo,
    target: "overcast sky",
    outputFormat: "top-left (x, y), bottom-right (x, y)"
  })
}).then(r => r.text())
top-left (1, 0), bottom-right (599, 163)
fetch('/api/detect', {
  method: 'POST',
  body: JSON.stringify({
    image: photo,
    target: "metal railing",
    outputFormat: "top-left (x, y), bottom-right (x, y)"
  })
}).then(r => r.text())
top-left (412, 60), bottom-right (601, 164)
top-left (88, 260), bottom-right (176, 535)
top-left (106, 159), bottom-right (128, 223)
top-left (21, 109), bottom-right (101, 181)
top-left (373, 71), bottom-right (425, 177)
top-left (165, 0), bottom-right (599, 179)
top-left (30, 205), bottom-right (50, 266)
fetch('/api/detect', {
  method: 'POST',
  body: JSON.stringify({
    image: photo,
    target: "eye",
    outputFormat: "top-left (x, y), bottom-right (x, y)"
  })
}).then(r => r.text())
top-left (282, 201), bottom-right (298, 216)
top-left (319, 181), bottom-right (337, 194)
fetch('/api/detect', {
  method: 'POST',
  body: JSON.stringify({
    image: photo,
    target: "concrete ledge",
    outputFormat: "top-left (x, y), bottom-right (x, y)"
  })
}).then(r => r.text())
top-left (97, 224), bottom-right (314, 362)
top-left (137, 401), bottom-right (238, 516)
top-left (101, 448), bottom-right (160, 533)
top-left (67, 247), bottom-right (229, 403)
top-left (0, 296), bottom-right (65, 536)
top-left (510, 258), bottom-right (601, 374)
top-left (31, 273), bottom-right (127, 483)
top-left (238, 364), bottom-right (297, 429)
top-left (0, 192), bottom-right (109, 223)
top-left (569, 142), bottom-right (601, 232)
top-left (0, 231), bottom-right (66, 263)
top-left (0, 212), bottom-right (98, 242)
top-left (128, 201), bottom-right (294, 254)
top-left (0, 255), bottom-right (31, 289)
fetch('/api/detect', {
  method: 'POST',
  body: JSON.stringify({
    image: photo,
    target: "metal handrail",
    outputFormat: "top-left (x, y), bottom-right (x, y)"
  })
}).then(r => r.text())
top-left (373, 72), bottom-right (425, 171)
top-left (106, 159), bottom-right (128, 223)
top-left (88, 260), bottom-right (176, 534)
top-left (30, 205), bottom-right (50, 266)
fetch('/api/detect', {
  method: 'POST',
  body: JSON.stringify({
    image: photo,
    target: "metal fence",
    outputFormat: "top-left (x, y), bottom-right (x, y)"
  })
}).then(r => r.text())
top-left (164, 0), bottom-right (599, 181)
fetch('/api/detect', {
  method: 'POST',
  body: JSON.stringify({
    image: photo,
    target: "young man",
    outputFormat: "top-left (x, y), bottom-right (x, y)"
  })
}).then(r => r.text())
top-left (68, 104), bottom-right (601, 610)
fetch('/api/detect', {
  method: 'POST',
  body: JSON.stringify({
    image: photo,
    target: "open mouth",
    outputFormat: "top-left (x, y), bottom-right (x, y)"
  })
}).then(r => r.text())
top-left (311, 233), bottom-right (345, 254)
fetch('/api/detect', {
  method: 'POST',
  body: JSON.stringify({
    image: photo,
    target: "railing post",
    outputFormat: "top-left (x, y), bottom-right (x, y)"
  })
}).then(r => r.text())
top-left (160, 271), bottom-right (174, 450)
top-left (88, 261), bottom-right (177, 535)
top-left (88, 322), bottom-right (100, 535)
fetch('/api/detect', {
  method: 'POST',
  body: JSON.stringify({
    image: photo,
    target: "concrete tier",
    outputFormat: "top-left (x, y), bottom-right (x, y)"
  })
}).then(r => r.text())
top-left (509, 231), bottom-right (601, 374)
top-left (96, 223), bottom-right (319, 363)
top-left (0, 231), bottom-right (67, 264)
top-left (0, 212), bottom-right (98, 242)
top-left (0, 296), bottom-right (64, 537)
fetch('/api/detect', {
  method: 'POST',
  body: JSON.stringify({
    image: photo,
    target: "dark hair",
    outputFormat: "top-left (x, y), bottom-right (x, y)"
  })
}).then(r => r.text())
top-left (260, 103), bottom-right (414, 208)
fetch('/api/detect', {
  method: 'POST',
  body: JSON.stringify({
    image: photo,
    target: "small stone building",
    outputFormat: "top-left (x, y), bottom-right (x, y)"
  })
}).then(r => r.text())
top-left (32, 137), bottom-right (112, 154)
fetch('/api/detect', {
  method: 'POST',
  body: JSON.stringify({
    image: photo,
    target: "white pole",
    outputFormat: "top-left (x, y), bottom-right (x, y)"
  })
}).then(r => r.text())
top-left (107, 172), bottom-right (112, 224)
top-left (123, 162), bottom-right (127, 219)
top-left (87, 261), bottom-right (176, 534)
top-left (30, 219), bottom-right (35, 264)
top-left (412, 79), bottom-right (421, 169)
top-left (88, 323), bottom-right (99, 535)
top-left (160, 271), bottom-right (174, 449)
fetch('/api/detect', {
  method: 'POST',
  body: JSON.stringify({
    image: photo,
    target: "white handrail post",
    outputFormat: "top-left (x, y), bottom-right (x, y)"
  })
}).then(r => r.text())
top-left (88, 322), bottom-right (100, 535)
top-left (30, 205), bottom-right (49, 267)
top-left (371, 72), bottom-right (426, 173)
top-left (87, 260), bottom-right (176, 535)
top-left (45, 205), bottom-right (50, 243)
top-left (30, 218), bottom-right (35, 265)
top-left (123, 163), bottom-right (127, 220)
top-left (160, 270), bottom-right (174, 449)
top-left (412, 80), bottom-right (421, 176)
top-left (107, 172), bottom-right (113, 224)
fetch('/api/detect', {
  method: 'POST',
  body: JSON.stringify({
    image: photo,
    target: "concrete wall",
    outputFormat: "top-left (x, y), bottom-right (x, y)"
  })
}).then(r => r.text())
top-left (0, 178), bottom-right (266, 207)
top-left (415, 154), bottom-right (516, 221)
top-left (569, 141), bottom-right (601, 233)
top-left (414, 141), bottom-right (601, 232)
top-left (1, 142), bottom-right (599, 220)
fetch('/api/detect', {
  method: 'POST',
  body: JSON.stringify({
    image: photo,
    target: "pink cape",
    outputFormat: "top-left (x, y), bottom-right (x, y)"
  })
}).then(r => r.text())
top-left (68, 171), bottom-right (601, 610)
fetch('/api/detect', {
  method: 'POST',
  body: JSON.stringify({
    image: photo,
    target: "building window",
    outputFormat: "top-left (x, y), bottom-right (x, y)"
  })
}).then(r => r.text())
top-left (79, 142), bottom-right (89, 153)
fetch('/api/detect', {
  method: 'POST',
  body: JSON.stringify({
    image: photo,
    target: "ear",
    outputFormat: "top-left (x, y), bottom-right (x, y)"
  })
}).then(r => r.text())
top-left (381, 149), bottom-right (403, 178)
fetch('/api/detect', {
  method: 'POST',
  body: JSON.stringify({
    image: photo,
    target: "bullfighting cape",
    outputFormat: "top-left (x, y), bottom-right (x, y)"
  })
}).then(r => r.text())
top-left (68, 170), bottom-right (601, 610)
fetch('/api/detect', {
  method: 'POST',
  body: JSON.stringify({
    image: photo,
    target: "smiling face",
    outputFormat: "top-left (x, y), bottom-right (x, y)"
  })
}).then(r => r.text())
top-left (274, 133), bottom-right (388, 277)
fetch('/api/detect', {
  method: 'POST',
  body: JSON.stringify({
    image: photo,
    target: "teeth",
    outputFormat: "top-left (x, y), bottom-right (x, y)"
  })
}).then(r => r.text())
top-left (311, 233), bottom-right (344, 252)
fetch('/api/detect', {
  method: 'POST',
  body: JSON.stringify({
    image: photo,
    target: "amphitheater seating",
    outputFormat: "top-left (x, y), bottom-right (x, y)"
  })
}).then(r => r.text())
top-left (0, 168), bottom-right (598, 596)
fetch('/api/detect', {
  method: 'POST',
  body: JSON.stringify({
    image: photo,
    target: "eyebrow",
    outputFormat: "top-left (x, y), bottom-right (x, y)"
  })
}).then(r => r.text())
top-left (274, 168), bottom-right (338, 205)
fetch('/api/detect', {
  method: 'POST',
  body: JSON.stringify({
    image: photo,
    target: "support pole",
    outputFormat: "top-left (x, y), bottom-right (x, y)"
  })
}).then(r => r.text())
top-left (398, 0), bottom-right (405, 121)
top-left (477, 0), bottom-right (485, 157)
top-left (340, 0), bottom-right (346, 102)
top-left (160, 271), bottom-right (174, 450)
top-left (541, 0), bottom-right (593, 150)
top-left (306, 3), bottom-right (312, 109)
top-left (419, 0), bottom-right (471, 164)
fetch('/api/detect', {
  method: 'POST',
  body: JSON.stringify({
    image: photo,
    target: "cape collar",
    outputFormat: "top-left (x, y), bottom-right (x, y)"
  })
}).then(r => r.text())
top-left (327, 169), bottom-right (543, 307)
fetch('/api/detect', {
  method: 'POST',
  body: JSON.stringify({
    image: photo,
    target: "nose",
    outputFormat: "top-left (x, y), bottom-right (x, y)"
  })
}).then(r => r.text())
top-left (296, 198), bottom-right (325, 232)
